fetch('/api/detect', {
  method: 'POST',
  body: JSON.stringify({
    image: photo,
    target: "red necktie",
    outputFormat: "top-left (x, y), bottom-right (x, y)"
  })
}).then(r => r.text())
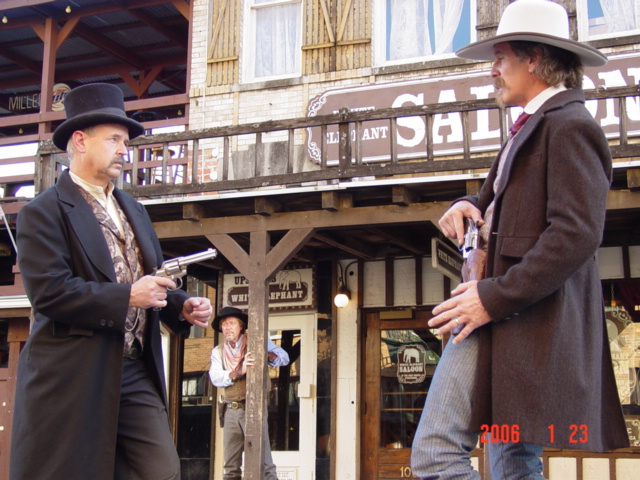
top-left (509, 112), bottom-right (532, 136)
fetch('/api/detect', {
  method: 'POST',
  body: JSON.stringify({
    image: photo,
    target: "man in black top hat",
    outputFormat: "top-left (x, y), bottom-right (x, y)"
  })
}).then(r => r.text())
top-left (10, 83), bottom-right (213, 480)
top-left (208, 306), bottom-right (289, 480)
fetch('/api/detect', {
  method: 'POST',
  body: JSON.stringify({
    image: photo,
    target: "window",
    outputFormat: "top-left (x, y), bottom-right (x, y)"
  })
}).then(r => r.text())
top-left (578, 0), bottom-right (640, 40)
top-left (374, 0), bottom-right (475, 66)
top-left (244, 0), bottom-right (302, 82)
top-left (605, 282), bottom-right (640, 447)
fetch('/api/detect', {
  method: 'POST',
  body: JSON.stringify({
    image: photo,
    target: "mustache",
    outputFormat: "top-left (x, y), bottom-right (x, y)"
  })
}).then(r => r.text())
top-left (494, 78), bottom-right (505, 90)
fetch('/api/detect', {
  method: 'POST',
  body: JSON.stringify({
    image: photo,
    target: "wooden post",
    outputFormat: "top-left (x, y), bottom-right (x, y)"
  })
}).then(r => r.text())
top-left (206, 227), bottom-right (315, 480)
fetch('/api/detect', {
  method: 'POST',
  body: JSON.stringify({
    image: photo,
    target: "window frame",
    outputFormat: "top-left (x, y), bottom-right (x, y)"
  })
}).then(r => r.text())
top-left (241, 0), bottom-right (303, 84)
top-left (372, 0), bottom-right (477, 67)
top-left (576, 0), bottom-right (640, 42)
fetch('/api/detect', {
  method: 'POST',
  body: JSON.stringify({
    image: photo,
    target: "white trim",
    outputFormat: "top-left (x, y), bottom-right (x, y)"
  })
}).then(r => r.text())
top-left (0, 295), bottom-right (30, 309)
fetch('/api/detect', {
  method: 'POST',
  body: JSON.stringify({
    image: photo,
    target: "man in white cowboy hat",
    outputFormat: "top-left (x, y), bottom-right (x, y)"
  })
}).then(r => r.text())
top-left (10, 83), bottom-right (213, 480)
top-left (209, 306), bottom-right (290, 480)
top-left (411, 1), bottom-right (629, 478)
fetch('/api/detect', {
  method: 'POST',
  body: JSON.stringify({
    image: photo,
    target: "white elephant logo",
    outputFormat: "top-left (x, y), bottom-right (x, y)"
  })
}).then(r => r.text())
top-left (277, 270), bottom-right (302, 290)
top-left (403, 347), bottom-right (420, 363)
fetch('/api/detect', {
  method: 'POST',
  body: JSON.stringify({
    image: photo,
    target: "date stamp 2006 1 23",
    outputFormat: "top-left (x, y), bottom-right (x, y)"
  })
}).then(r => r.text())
top-left (479, 424), bottom-right (589, 444)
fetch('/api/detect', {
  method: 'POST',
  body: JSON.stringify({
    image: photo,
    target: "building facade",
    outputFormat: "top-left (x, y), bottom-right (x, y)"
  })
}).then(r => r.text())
top-left (1, 1), bottom-right (639, 480)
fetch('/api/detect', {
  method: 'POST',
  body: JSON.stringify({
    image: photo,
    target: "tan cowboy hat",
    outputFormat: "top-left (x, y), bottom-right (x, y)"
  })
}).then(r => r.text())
top-left (456, 0), bottom-right (607, 67)
top-left (52, 83), bottom-right (145, 150)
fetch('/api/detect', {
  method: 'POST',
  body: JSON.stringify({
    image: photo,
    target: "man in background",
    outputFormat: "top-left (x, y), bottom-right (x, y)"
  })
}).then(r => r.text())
top-left (209, 306), bottom-right (289, 480)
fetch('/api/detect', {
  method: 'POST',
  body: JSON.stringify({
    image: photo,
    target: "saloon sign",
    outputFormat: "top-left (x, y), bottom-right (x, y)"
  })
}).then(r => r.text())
top-left (306, 52), bottom-right (640, 164)
top-left (221, 266), bottom-right (315, 311)
top-left (397, 344), bottom-right (429, 384)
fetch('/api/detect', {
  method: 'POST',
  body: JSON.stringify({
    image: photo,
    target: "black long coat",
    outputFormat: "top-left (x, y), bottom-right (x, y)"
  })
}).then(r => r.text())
top-left (463, 89), bottom-right (629, 451)
top-left (10, 170), bottom-right (191, 480)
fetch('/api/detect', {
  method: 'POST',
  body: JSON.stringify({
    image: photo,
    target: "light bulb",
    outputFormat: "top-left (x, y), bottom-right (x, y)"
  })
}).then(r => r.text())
top-left (334, 293), bottom-right (349, 308)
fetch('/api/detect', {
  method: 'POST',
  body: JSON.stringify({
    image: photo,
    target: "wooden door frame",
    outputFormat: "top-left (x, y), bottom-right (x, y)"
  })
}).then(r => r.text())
top-left (361, 309), bottom-right (485, 480)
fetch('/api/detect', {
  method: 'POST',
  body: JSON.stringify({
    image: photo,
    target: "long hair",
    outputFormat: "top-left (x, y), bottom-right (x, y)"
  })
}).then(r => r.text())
top-left (510, 41), bottom-right (583, 89)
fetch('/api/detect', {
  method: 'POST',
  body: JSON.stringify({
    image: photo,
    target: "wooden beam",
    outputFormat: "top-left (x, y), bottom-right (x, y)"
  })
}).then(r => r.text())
top-left (171, 0), bottom-right (191, 20)
top-left (255, 197), bottom-right (282, 216)
top-left (392, 185), bottom-right (418, 206)
top-left (73, 22), bottom-right (144, 70)
top-left (204, 228), bottom-right (314, 480)
top-left (607, 189), bottom-right (640, 210)
top-left (182, 203), bottom-right (205, 221)
top-left (263, 228), bottom-right (316, 279)
top-left (465, 179), bottom-right (484, 196)
top-left (38, 17), bottom-right (56, 137)
top-left (366, 227), bottom-right (427, 256)
top-left (321, 192), bottom-right (352, 211)
top-left (205, 234), bottom-right (251, 278)
top-left (153, 202), bottom-right (451, 239)
top-left (244, 230), bottom-right (270, 480)
top-left (56, 17), bottom-right (81, 50)
top-left (0, 47), bottom-right (41, 75)
top-left (129, 8), bottom-right (188, 48)
top-left (627, 168), bottom-right (640, 189)
top-left (314, 232), bottom-right (374, 259)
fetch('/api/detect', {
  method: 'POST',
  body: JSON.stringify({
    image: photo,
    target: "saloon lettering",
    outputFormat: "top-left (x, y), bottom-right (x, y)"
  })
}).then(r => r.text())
top-left (307, 54), bottom-right (640, 164)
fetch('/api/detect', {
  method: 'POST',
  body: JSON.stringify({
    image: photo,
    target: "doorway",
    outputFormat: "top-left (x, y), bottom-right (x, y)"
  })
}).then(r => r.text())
top-left (209, 312), bottom-right (317, 480)
top-left (361, 310), bottom-right (442, 480)
top-left (250, 313), bottom-right (318, 480)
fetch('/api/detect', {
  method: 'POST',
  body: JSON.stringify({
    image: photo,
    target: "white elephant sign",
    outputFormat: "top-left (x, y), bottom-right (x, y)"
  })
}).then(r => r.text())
top-left (397, 344), bottom-right (427, 384)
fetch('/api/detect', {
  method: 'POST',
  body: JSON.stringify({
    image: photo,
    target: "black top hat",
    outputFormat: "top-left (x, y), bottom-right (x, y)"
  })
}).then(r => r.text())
top-left (212, 306), bottom-right (249, 332)
top-left (52, 83), bottom-right (145, 150)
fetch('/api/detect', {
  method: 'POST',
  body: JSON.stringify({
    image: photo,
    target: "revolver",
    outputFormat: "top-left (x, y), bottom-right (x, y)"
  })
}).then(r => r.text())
top-left (458, 218), bottom-right (480, 259)
top-left (154, 248), bottom-right (217, 290)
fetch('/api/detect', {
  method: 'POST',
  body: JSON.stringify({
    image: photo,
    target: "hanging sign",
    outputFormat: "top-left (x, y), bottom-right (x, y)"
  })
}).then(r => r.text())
top-left (431, 237), bottom-right (462, 281)
top-left (220, 265), bottom-right (315, 312)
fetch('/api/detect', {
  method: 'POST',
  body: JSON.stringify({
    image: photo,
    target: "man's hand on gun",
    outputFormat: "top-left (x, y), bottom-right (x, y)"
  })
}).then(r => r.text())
top-left (129, 249), bottom-right (217, 315)
top-left (130, 275), bottom-right (176, 310)
top-left (430, 200), bottom-right (491, 344)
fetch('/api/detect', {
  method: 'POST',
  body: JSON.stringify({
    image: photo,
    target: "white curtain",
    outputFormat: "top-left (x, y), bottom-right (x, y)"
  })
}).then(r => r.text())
top-left (599, 0), bottom-right (640, 33)
top-left (388, 0), bottom-right (430, 60)
top-left (387, 0), bottom-right (465, 60)
top-left (254, 2), bottom-right (301, 78)
top-left (432, 0), bottom-right (465, 54)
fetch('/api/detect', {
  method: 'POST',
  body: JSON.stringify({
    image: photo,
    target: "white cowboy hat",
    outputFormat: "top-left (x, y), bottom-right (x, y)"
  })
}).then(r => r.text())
top-left (456, 0), bottom-right (607, 67)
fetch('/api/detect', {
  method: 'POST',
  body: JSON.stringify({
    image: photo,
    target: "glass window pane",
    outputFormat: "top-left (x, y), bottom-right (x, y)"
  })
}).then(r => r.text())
top-left (253, 3), bottom-right (301, 78)
top-left (606, 300), bottom-right (640, 447)
top-left (380, 328), bottom-right (441, 448)
top-left (585, 0), bottom-right (640, 37)
top-left (384, 0), bottom-right (473, 62)
top-left (268, 328), bottom-right (300, 451)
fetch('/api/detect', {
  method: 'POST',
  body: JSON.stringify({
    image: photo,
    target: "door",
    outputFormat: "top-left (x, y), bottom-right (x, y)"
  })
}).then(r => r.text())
top-left (362, 311), bottom-right (443, 480)
top-left (268, 313), bottom-right (317, 480)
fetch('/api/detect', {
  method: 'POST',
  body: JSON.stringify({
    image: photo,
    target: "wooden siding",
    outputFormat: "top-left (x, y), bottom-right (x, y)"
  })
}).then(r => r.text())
top-left (207, 0), bottom-right (240, 86)
top-left (302, 0), bottom-right (336, 74)
top-left (302, 0), bottom-right (371, 74)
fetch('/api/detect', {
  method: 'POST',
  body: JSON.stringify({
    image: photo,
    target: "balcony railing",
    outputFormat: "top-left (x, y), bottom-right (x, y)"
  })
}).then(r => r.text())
top-left (4, 84), bottom-right (639, 200)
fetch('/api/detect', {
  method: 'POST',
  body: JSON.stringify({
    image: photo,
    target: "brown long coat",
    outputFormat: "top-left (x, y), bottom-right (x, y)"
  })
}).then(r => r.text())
top-left (10, 170), bottom-right (192, 480)
top-left (465, 89), bottom-right (629, 451)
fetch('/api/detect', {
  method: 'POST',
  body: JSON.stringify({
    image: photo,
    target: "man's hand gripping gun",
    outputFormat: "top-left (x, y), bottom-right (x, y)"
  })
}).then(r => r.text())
top-left (458, 218), bottom-right (486, 283)
top-left (459, 218), bottom-right (480, 260)
top-left (154, 248), bottom-right (218, 290)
